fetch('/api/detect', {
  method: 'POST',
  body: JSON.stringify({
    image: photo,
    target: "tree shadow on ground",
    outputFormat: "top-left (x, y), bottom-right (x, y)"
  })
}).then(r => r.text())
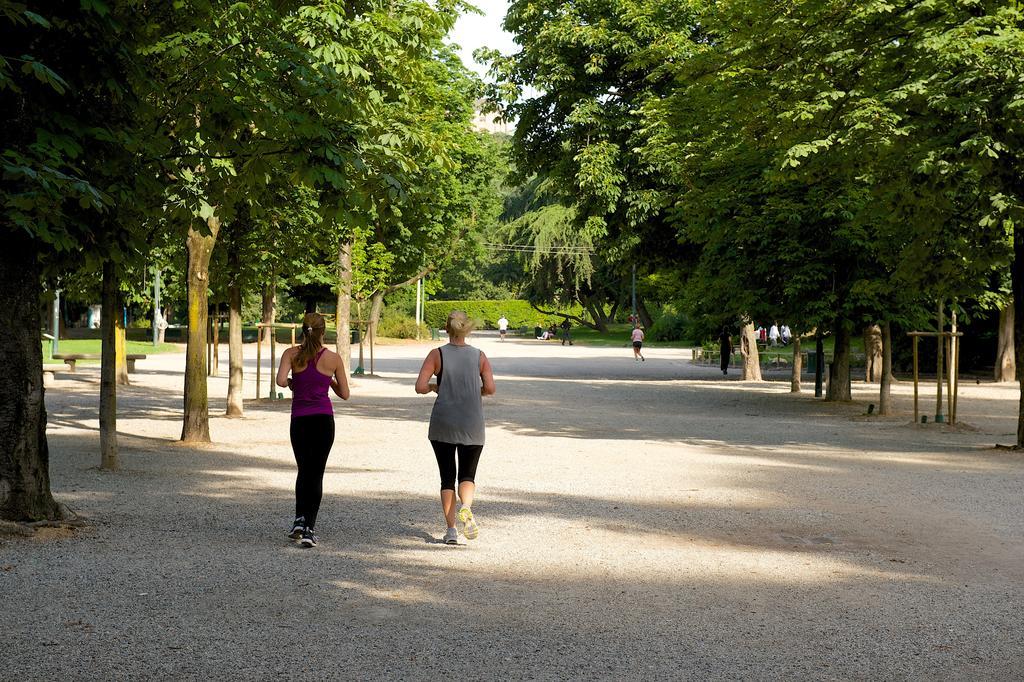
top-left (5, 432), bottom-right (1022, 679)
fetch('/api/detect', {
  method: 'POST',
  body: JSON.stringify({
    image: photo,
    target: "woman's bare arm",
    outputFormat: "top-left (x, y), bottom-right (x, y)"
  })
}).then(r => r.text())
top-left (330, 355), bottom-right (351, 400)
top-left (415, 349), bottom-right (440, 394)
top-left (276, 348), bottom-right (294, 388)
top-left (480, 352), bottom-right (496, 396)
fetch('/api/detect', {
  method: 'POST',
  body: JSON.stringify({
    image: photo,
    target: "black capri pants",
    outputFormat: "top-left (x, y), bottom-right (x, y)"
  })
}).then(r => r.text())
top-left (430, 440), bottom-right (483, 491)
top-left (290, 414), bottom-right (335, 528)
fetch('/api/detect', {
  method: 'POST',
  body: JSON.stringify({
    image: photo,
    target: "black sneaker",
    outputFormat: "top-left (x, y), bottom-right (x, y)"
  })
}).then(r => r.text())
top-left (300, 527), bottom-right (318, 548)
top-left (289, 517), bottom-right (305, 540)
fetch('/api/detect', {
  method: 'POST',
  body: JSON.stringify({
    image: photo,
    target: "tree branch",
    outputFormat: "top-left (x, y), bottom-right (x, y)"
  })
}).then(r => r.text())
top-left (529, 302), bottom-right (597, 330)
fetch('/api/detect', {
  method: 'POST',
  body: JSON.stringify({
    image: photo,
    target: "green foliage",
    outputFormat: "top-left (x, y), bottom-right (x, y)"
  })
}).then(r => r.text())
top-left (423, 299), bottom-right (583, 330)
top-left (648, 312), bottom-right (693, 343)
top-left (377, 313), bottom-right (428, 339)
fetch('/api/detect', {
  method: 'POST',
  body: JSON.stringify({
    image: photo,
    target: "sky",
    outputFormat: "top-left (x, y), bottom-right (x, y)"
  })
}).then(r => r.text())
top-left (448, 0), bottom-right (517, 79)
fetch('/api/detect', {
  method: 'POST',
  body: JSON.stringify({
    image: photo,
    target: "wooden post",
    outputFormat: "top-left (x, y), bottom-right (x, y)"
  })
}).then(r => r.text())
top-left (212, 310), bottom-right (220, 377)
top-left (207, 312), bottom-right (212, 376)
top-left (256, 326), bottom-right (262, 400)
top-left (269, 325), bottom-right (277, 399)
top-left (913, 333), bottom-right (921, 421)
top-left (945, 336), bottom-right (953, 424)
top-left (935, 301), bottom-right (944, 422)
top-left (953, 331), bottom-right (961, 424)
top-left (951, 307), bottom-right (958, 424)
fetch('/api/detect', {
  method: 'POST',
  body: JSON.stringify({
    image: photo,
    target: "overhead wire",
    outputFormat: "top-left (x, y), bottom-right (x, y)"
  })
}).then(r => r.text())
top-left (481, 242), bottom-right (595, 254)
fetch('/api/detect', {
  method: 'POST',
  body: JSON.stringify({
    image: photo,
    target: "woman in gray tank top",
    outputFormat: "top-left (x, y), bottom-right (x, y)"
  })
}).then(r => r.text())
top-left (415, 310), bottom-right (496, 545)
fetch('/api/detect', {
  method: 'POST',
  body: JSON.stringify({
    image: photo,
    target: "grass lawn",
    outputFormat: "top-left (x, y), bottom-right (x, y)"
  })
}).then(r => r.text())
top-left (43, 339), bottom-right (182, 365)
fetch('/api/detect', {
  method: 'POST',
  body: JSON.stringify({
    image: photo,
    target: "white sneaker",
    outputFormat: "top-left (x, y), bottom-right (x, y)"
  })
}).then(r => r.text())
top-left (457, 506), bottom-right (479, 540)
top-left (443, 527), bottom-right (459, 545)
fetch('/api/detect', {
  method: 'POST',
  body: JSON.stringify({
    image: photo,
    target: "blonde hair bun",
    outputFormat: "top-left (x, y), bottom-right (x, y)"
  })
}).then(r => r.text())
top-left (445, 310), bottom-right (476, 337)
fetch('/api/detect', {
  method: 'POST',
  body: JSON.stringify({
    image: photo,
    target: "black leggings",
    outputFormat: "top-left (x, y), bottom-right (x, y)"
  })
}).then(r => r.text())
top-left (430, 440), bottom-right (483, 491)
top-left (290, 415), bottom-right (335, 528)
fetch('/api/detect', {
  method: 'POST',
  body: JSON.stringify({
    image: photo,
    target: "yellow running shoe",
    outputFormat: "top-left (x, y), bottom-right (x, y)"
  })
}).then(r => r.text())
top-left (457, 506), bottom-right (479, 540)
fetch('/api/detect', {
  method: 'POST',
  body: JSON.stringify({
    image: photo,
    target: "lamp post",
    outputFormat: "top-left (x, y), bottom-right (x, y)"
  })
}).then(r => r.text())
top-left (52, 290), bottom-right (60, 356)
top-left (153, 268), bottom-right (162, 347)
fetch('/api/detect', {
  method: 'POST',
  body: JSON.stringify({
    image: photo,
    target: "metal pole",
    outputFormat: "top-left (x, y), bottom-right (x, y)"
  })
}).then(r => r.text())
top-left (51, 290), bottom-right (60, 357)
top-left (415, 279), bottom-right (422, 334)
top-left (153, 269), bottom-right (161, 347)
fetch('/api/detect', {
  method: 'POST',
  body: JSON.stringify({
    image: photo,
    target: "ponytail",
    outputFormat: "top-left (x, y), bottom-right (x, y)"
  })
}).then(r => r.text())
top-left (292, 312), bottom-right (327, 372)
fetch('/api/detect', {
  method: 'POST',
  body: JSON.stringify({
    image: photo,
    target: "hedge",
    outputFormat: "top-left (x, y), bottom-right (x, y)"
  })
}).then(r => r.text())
top-left (423, 300), bottom-right (584, 330)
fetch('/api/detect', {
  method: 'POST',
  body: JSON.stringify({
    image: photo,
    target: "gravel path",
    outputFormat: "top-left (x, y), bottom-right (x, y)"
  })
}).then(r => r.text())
top-left (2, 336), bottom-right (1022, 680)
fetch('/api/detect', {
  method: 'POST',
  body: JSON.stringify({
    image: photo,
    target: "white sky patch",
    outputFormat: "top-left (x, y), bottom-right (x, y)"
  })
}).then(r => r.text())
top-left (449, 0), bottom-right (518, 79)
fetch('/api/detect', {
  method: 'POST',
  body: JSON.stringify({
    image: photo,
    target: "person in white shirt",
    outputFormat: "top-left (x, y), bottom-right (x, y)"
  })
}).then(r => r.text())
top-left (780, 324), bottom-right (792, 345)
top-left (497, 315), bottom-right (509, 342)
top-left (769, 323), bottom-right (781, 347)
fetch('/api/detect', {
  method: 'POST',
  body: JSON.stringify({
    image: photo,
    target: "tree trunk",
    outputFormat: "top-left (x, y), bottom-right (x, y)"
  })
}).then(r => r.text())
top-left (0, 233), bottom-right (62, 521)
top-left (181, 217), bottom-right (220, 443)
top-left (996, 301), bottom-right (1015, 382)
top-left (636, 296), bottom-right (654, 329)
top-left (367, 290), bottom-right (385, 341)
top-left (336, 241), bottom-right (352, 373)
top-left (740, 323), bottom-right (763, 381)
top-left (879, 321), bottom-right (893, 415)
top-left (863, 324), bottom-right (882, 383)
top-left (368, 290), bottom-right (384, 374)
top-left (826, 318), bottom-right (853, 401)
top-left (260, 277), bottom-right (276, 345)
top-left (100, 261), bottom-right (119, 469)
top-left (585, 301), bottom-right (610, 333)
top-left (226, 282), bottom-right (243, 417)
top-left (790, 336), bottom-right (802, 393)
top-left (157, 305), bottom-right (170, 343)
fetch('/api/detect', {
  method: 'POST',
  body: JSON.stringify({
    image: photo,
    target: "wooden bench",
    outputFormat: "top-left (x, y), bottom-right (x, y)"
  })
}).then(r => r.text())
top-left (42, 363), bottom-right (70, 386)
top-left (53, 353), bottom-right (147, 373)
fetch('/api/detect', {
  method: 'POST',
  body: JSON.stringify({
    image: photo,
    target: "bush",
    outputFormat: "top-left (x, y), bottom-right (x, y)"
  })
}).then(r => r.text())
top-left (648, 312), bottom-right (693, 343)
top-left (377, 314), bottom-right (428, 339)
top-left (423, 299), bottom-right (583, 330)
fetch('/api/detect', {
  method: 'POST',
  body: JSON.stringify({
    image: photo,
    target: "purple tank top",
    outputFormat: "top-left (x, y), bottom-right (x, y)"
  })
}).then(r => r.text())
top-left (290, 348), bottom-right (334, 417)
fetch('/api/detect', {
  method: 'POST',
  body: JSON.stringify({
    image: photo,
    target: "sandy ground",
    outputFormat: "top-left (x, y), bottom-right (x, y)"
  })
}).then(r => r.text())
top-left (1, 334), bottom-right (1023, 680)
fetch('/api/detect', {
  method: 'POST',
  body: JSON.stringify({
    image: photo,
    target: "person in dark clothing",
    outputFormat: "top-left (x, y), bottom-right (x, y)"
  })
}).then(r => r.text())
top-left (560, 318), bottom-right (573, 346)
top-left (718, 327), bottom-right (733, 376)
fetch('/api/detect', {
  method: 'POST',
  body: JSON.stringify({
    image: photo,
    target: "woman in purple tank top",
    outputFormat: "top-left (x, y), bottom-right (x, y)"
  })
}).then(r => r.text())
top-left (276, 312), bottom-right (350, 548)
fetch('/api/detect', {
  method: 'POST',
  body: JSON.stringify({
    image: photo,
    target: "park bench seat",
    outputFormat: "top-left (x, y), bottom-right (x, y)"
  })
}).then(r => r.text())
top-left (53, 353), bottom-right (147, 373)
top-left (41, 363), bottom-right (70, 386)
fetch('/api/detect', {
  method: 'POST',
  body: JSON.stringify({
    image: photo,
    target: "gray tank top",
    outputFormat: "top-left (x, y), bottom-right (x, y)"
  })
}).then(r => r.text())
top-left (428, 344), bottom-right (485, 445)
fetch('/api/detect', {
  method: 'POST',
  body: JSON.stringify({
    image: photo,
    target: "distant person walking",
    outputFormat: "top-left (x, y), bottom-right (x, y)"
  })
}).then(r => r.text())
top-left (769, 323), bottom-right (781, 347)
top-left (631, 325), bottom-right (645, 362)
top-left (415, 311), bottom-right (496, 545)
top-left (560, 318), bottom-right (573, 346)
top-left (718, 326), bottom-right (733, 375)
top-left (497, 314), bottom-right (509, 342)
top-left (277, 312), bottom-right (350, 548)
